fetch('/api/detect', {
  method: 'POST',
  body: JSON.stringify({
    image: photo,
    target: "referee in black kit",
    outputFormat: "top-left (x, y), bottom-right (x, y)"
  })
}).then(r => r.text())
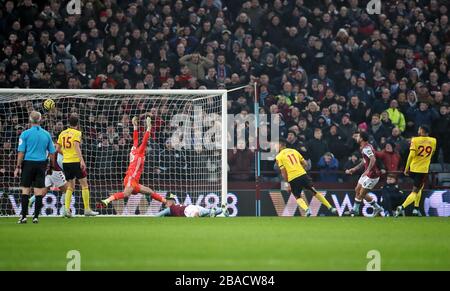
top-left (14, 111), bottom-right (56, 224)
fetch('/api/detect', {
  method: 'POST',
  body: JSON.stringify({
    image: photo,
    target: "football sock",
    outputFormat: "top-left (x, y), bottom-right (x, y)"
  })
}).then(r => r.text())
top-left (414, 188), bottom-right (423, 208)
top-left (82, 188), bottom-right (90, 210)
top-left (34, 196), bottom-right (43, 218)
top-left (369, 200), bottom-right (381, 209)
top-left (296, 198), bottom-right (309, 211)
top-left (21, 195), bottom-right (29, 217)
top-left (29, 195), bottom-right (35, 205)
top-left (108, 192), bottom-right (125, 202)
top-left (65, 188), bottom-right (73, 211)
top-left (402, 192), bottom-right (417, 208)
top-left (151, 192), bottom-right (164, 202)
top-left (353, 199), bottom-right (361, 213)
top-left (314, 193), bottom-right (332, 209)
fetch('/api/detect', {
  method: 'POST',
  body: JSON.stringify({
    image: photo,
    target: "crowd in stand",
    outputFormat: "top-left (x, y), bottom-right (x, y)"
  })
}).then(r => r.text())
top-left (1, 0), bottom-right (450, 183)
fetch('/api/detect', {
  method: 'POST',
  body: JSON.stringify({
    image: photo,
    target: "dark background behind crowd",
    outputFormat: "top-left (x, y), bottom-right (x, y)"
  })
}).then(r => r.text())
top-left (0, 0), bottom-right (450, 185)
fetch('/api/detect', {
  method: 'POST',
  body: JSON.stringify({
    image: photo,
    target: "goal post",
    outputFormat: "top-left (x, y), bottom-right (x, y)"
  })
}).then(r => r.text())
top-left (0, 88), bottom-right (228, 216)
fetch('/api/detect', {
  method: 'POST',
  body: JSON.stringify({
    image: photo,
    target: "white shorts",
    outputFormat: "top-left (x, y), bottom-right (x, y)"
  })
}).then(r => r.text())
top-left (45, 170), bottom-right (67, 188)
top-left (358, 175), bottom-right (380, 190)
top-left (184, 205), bottom-right (201, 217)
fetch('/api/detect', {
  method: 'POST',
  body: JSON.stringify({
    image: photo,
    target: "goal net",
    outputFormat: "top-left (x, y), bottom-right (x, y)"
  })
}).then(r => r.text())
top-left (0, 89), bottom-right (228, 216)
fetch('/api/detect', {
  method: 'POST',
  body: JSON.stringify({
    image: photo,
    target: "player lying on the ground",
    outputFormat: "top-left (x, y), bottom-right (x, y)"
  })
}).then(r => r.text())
top-left (345, 131), bottom-right (384, 216)
top-left (101, 116), bottom-right (165, 207)
top-left (29, 152), bottom-right (67, 208)
top-left (154, 194), bottom-right (228, 217)
top-left (276, 138), bottom-right (337, 216)
top-left (395, 125), bottom-right (436, 217)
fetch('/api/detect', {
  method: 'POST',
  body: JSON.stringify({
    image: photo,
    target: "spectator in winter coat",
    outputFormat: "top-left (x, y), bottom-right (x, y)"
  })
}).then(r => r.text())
top-left (318, 152), bottom-right (340, 182)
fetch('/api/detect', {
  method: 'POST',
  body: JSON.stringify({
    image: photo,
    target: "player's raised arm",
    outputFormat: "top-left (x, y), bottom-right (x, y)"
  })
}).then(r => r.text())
top-left (132, 116), bottom-right (139, 148)
top-left (138, 117), bottom-right (152, 152)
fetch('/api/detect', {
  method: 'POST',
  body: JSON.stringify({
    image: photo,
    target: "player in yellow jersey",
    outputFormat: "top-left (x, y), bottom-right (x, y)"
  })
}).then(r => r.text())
top-left (57, 113), bottom-right (98, 217)
top-left (395, 125), bottom-right (436, 217)
top-left (276, 139), bottom-right (336, 216)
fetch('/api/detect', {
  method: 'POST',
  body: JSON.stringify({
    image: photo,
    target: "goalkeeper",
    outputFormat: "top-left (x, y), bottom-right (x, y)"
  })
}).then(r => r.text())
top-left (101, 116), bottom-right (165, 206)
top-left (154, 194), bottom-right (228, 217)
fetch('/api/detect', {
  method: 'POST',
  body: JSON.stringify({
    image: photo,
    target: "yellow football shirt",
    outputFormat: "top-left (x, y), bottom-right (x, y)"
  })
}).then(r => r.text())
top-left (57, 128), bottom-right (82, 163)
top-left (276, 148), bottom-right (306, 182)
top-left (409, 136), bottom-right (436, 173)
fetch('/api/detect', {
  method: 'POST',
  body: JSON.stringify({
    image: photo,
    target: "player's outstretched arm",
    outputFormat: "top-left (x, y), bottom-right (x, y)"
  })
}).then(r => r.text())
top-left (132, 116), bottom-right (139, 147)
top-left (154, 207), bottom-right (171, 217)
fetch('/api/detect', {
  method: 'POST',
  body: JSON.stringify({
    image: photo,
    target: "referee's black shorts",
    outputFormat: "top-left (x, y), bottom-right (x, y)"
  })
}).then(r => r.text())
top-left (289, 174), bottom-right (314, 198)
top-left (63, 162), bottom-right (87, 180)
top-left (410, 172), bottom-right (427, 189)
top-left (20, 161), bottom-right (47, 188)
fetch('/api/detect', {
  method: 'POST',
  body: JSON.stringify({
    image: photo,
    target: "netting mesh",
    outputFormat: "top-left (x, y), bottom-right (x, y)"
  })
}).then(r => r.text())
top-left (0, 90), bottom-right (225, 216)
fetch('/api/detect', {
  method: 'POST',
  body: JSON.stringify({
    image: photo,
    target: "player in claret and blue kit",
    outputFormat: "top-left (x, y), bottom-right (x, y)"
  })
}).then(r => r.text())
top-left (155, 194), bottom-right (228, 217)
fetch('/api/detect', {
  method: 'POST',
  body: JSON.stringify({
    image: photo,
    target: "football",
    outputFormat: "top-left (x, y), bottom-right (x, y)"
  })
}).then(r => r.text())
top-left (43, 99), bottom-right (55, 111)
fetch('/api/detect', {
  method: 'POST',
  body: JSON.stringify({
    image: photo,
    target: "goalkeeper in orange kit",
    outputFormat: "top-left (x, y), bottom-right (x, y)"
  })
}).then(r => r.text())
top-left (101, 116), bottom-right (166, 206)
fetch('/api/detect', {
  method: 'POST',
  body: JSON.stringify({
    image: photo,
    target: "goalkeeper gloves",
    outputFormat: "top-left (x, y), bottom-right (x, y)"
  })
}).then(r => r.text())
top-left (146, 117), bottom-right (152, 131)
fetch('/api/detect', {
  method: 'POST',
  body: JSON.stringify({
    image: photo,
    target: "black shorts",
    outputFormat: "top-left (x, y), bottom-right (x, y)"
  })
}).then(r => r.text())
top-left (289, 174), bottom-right (313, 198)
top-left (63, 162), bottom-right (87, 180)
top-left (410, 172), bottom-right (427, 189)
top-left (21, 161), bottom-right (47, 188)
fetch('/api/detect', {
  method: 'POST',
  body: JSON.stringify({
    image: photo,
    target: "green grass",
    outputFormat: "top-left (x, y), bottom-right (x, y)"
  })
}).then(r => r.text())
top-left (0, 217), bottom-right (449, 271)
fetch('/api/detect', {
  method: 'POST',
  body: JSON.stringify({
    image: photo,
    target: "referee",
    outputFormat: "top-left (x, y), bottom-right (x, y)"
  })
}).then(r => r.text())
top-left (14, 111), bottom-right (56, 224)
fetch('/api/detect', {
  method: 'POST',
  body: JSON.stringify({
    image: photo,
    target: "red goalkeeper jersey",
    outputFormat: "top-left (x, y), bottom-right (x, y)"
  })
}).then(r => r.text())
top-left (125, 129), bottom-right (150, 181)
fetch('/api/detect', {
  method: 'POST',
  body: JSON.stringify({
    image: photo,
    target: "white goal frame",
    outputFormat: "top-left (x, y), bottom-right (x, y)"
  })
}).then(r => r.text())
top-left (0, 88), bottom-right (228, 212)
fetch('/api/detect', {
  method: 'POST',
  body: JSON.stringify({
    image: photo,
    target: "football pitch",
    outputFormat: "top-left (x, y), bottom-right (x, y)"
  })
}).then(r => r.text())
top-left (0, 217), bottom-right (449, 271)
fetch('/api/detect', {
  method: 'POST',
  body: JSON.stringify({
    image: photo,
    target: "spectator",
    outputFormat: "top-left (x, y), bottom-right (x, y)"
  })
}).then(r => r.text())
top-left (368, 113), bottom-right (389, 146)
top-left (318, 152), bottom-right (340, 183)
top-left (179, 52), bottom-right (214, 80)
top-left (286, 130), bottom-right (307, 157)
top-left (343, 152), bottom-right (362, 183)
top-left (407, 101), bottom-right (439, 131)
top-left (347, 95), bottom-right (368, 125)
top-left (325, 124), bottom-right (348, 162)
top-left (380, 111), bottom-right (394, 133)
top-left (306, 128), bottom-right (328, 171)
top-left (228, 140), bottom-right (254, 181)
top-left (377, 142), bottom-right (401, 173)
top-left (372, 88), bottom-right (391, 115)
top-left (432, 104), bottom-right (450, 163)
top-left (386, 99), bottom-right (406, 132)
